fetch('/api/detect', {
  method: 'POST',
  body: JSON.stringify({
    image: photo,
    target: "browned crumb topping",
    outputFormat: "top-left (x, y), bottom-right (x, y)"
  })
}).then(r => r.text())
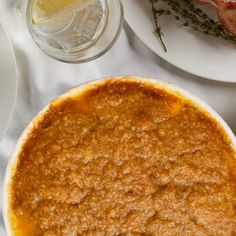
top-left (10, 78), bottom-right (236, 235)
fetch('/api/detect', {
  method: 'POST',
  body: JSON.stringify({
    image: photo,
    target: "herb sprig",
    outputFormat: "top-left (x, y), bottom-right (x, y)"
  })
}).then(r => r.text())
top-left (150, 0), bottom-right (167, 52)
top-left (150, 0), bottom-right (236, 52)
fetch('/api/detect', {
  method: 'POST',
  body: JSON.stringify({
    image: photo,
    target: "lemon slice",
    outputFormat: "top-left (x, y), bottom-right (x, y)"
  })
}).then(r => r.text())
top-left (31, 0), bottom-right (94, 24)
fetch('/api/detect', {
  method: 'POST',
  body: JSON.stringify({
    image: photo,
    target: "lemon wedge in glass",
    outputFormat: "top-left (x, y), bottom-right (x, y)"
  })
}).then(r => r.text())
top-left (31, 0), bottom-right (94, 24)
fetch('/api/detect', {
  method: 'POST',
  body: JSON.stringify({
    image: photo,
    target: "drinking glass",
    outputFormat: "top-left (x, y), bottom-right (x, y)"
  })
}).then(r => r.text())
top-left (18, 0), bottom-right (123, 63)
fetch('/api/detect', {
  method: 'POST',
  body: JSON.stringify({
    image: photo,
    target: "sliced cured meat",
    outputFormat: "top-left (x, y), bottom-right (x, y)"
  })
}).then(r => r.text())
top-left (217, 0), bottom-right (236, 35)
top-left (198, 0), bottom-right (217, 7)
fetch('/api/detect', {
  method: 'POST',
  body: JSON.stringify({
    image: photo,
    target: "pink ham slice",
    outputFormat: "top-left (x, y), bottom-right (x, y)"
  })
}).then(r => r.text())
top-left (198, 0), bottom-right (217, 7)
top-left (198, 0), bottom-right (236, 35)
top-left (217, 0), bottom-right (236, 35)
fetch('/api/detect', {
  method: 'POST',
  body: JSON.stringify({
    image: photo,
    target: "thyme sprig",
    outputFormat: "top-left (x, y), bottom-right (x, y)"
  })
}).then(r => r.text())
top-left (150, 0), bottom-right (236, 52)
top-left (150, 0), bottom-right (167, 52)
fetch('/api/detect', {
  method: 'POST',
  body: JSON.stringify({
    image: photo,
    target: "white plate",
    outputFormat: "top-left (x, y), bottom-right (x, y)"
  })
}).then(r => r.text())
top-left (123, 0), bottom-right (236, 82)
top-left (0, 23), bottom-right (17, 141)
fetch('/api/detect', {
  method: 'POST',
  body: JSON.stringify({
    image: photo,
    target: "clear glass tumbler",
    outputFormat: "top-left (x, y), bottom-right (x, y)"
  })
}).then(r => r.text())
top-left (19, 0), bottom-right (123, 63)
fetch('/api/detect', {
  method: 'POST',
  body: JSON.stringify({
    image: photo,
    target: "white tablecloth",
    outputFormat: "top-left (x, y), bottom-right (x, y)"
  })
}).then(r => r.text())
top-left (0, 2), bottom-right (236, 235)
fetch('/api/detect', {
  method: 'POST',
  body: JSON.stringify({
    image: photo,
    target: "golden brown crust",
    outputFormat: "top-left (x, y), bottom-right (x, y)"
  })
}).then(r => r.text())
top-left (10, 78), bottom-right (236, 235)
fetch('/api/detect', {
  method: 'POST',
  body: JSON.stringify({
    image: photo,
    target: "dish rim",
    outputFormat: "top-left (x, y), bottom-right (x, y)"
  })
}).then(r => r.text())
top-left (0, 23), bottom-right (18, 142)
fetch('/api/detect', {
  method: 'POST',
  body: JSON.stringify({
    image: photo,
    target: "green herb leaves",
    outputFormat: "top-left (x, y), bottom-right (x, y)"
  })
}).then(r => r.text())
top-left (150, 0), bottom-right (236, 52)
top-left (150, 0), bottom-right (167, 52)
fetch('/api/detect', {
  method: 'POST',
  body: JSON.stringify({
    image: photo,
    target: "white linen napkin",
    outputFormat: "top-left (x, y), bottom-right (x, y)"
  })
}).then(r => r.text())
top-left (0, 1), bottom-right (236, 235)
